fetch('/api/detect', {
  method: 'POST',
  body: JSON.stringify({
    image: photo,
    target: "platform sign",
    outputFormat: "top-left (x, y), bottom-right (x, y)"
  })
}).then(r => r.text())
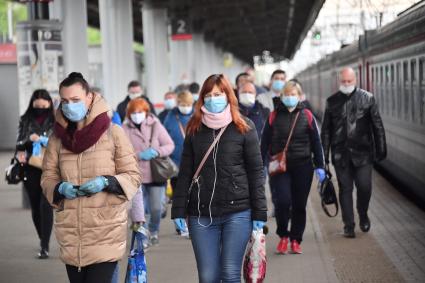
top-left (16, 20), bottom-right (64, 113)
top-left (171, 18), bottom-right (193, 41)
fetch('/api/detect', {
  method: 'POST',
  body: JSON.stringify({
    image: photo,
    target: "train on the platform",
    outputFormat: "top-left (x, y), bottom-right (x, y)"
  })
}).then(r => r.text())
top-left (296, 2), bottom-right (425, 203)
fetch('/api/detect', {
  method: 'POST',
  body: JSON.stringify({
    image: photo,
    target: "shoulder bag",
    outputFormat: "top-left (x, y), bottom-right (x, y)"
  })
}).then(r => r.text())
top-left (150, 122), bottom-right (179, 183)
top-left (268, 111), bottom-right (300, 176)
top-left (5, 152), bottom-right (25, 185)
top-left (318, 165), bottom-right (339, 217)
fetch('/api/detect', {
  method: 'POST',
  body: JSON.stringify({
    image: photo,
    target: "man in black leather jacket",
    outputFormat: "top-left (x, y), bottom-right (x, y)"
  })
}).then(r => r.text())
top-left (321, 67), bottom-right (387, 238)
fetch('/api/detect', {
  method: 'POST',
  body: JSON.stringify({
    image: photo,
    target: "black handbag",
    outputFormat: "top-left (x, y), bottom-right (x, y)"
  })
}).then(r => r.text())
top-left (5, 155), bottom-right (25, 185)
top-left (149, 122), bottom-right (178, 183)
top-left (318, 166), bottom-right (338, 217)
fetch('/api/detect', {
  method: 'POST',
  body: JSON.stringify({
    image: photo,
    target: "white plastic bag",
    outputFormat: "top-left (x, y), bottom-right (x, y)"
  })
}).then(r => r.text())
top-left (243, 230), bottom-right (267, 283)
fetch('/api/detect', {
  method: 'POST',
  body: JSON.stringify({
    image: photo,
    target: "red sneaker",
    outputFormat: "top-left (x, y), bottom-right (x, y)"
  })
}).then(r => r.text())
top-left (276, 237), bottom-right (289, 254)
top-left (290, 240), bottom-right (302, 254)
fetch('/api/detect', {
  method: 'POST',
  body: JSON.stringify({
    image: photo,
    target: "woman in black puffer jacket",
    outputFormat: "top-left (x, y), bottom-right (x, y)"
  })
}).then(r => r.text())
top-left (171, 74), bottom-right (267, 283)
top-left (16, 89), bottom-right (55, 259)
top-left (261, 81), bottom-right (325, 255)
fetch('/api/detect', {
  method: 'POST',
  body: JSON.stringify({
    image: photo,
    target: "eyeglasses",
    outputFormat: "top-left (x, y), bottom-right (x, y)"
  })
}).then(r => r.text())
top-left (204, 92), bottom-right (225, 99)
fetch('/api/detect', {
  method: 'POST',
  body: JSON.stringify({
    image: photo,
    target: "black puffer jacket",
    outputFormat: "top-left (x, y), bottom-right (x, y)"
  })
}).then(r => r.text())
top-left (16, 113), bottom-right (54, 155)
top-left (261, 102), bottom-right (325, 169)
top-left (171, 119), bottom-right (267, 221)
top-left (321, 87), bottom-right (387, 167)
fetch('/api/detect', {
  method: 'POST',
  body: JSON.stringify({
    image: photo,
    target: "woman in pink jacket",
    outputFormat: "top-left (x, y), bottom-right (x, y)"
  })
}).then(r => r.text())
top-left (123, 98), bottom-right (175, 247)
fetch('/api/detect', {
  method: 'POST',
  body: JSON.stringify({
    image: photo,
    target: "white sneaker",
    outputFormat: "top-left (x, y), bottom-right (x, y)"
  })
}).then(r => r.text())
top-left (180, 230), bottom-right (190, 238)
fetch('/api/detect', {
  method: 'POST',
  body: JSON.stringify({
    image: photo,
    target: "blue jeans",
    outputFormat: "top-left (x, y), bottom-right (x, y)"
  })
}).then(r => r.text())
top-left (143, 185), bottom-right (165, 234)
top-left (189, 210), bottom-right (252, 283)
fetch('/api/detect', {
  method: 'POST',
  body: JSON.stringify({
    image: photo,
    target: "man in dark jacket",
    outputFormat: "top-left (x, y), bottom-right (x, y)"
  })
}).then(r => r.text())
top-left (116, 80), bottom-right (156, 121)
top-left (321, 67), bottom-right (387, 238)
top-left (238, 82), bottom-right (269, 139)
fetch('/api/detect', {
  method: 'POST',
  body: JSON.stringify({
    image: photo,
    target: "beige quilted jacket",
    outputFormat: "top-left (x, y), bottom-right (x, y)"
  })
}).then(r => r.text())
top-left (41, 94), bottom-right (141, 268)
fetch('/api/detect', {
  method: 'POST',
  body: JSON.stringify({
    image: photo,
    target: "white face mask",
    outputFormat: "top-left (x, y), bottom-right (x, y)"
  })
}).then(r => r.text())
top-left (130, 112), bottom-right (146, 124)
top-left (178, 105), bottom-right (192, 115)
top-left (339, 85), bottom-right (355, 95)
top-left (239, 92), bottom-right (256, 107)
top-left (129, 92), bottom-right (142, 100)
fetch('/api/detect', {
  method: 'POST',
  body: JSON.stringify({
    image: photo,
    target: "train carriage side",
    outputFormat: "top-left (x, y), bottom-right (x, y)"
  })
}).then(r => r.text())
top-left (296, 4), bottom-right (425, 203)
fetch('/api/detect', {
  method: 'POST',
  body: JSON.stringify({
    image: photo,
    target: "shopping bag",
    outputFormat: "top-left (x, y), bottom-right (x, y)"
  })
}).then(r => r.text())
top-left (125, 231), bottom-right (148, 283)
top-left (243, 230), bottom-right (267, 283)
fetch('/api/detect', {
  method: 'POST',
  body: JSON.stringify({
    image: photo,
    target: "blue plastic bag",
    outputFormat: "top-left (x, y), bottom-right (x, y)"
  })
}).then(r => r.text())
top-left (125, 231), bottom-right (148, 283)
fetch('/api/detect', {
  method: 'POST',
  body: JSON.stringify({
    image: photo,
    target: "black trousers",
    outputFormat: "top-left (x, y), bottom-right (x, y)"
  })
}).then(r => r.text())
top-left (334, 162), bottom-right (372, 229)
top-left (270, 162), bottom-right (313, 242)
top-left (23, 165), bottom-right (53, 250)
top-left (66, 262), bottom-right (118, 283)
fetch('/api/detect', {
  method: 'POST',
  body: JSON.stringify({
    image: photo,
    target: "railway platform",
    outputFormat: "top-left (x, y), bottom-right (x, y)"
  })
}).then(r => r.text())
top-left (0, 151), bottom-right (424, 282)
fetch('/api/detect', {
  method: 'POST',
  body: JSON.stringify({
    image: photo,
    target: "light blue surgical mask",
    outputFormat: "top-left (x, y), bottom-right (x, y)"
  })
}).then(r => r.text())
top-left (193, 94), bottom-right (199, 102)
top-left (281, 96), bottom-right (299, 108)
top-left (164, 98), bottom-right (177, 110)
top-left (204, 96), bottom-right (228, 113)
top-left (61, 101), bottom-right (87, 122)
top-left (272, 80), bottom-right (285, 92)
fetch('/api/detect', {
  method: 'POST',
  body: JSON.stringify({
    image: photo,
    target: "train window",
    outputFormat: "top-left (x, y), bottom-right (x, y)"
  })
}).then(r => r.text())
top-left (403, 61), bottom-right (409, 121)
top-left (385, 65), bottom-right (390, 114)
top-left (411, 59), bottom-right (417, 122)
top-left (396, 62), bottom-right (402, 119)
top-left (380, 66), bottom-right (384, 112)
top-left (391, 64), bottom-right (394, 82)
top-left (391, 64), bottom-right (395, 115)
top-left (420, 57), bottom-right (425, 124)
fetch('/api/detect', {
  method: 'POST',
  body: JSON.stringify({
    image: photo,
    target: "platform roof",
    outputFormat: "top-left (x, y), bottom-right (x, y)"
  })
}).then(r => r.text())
top-left (88, 0), bottom-right (325, 63)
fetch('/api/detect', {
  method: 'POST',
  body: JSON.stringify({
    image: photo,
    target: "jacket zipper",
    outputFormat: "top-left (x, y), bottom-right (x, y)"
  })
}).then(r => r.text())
top-left (77, 152), bottom-right (83, 272)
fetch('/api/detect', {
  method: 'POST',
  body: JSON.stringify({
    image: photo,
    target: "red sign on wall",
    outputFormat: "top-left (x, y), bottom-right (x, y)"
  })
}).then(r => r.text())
top-left (0, 44), bottom-right (17, 64)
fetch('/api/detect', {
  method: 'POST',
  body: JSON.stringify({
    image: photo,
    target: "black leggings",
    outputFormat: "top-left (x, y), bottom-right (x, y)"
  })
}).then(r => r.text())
top-left (66, 262), bottom-right (118, 283)
top-left (23, 165), bottom-right (53, 250)
top-left (270, 162), bottom-right (314, 242)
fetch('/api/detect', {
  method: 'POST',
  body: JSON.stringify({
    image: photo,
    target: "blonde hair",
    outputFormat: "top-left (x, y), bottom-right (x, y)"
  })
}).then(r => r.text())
top-left (177, 90), bottom-right (194, 105)
top-left (282, 81), bottom-right (303, 96)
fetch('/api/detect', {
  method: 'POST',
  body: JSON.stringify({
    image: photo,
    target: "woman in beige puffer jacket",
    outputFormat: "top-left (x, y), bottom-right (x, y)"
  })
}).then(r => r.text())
top-left (41, 72), bottom-right (141, 282)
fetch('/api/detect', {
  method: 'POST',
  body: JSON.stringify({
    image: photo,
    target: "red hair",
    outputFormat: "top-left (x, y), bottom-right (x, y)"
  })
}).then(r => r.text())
top-left (186, 74), bottom-right (250, 135)
top-left (126, 98), bottom-right (150, 119)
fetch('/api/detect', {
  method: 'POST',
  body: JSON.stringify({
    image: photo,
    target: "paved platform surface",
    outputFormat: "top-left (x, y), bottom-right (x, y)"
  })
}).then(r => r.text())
top-left (0, 151), bottom-right (424, 282)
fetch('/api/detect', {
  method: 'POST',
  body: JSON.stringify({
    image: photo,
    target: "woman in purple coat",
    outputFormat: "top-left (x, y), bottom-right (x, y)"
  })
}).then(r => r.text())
top-left (123, 98), bottom-right (175, 247)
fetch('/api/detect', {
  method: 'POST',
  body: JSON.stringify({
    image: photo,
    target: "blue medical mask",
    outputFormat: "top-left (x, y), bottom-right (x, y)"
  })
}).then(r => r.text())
top-left (204, 96), bottom-right (228, 113)
top-left (164, 98), bottom-right (177, 110)
top-left (193, 94), bottom-right (199, 102)
top-left (61, 101), bottom-right (87, 122)
top-left (281, 96), bottom-right (299, 108)
top-left (272, 80), bottom-right (285, 92)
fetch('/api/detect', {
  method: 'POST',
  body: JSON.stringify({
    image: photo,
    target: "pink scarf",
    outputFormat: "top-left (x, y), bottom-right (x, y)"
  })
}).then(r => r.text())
top-left (201, 104), bottom-right (233, 129)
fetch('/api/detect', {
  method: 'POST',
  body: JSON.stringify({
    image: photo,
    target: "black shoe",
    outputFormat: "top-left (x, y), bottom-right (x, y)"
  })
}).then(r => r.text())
top-left (343, 227), bottom-right (356, 238)
top-left (360, 215), bottom-right (371, 232)
top-left (38, 248), bottom-right (49, 259)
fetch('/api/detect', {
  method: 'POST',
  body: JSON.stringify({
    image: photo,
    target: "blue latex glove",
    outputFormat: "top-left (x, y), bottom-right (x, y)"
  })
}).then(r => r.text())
top-left (58, 182), bottom-right (78, 199)
top-left (174, 218), bottom-right (188, 232)
top-left (138, 148), bottom-right (159, 161)
top-left (79, 176), bottom-right (108, 195)
top-left (32, 141), bottom-right (42, 156)
top-left (39, 136), bottom-right (49, 146)
top-left (315, 168), bottom-right (326, 183)
top-left (253, 220), bottom-right (265, 231)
